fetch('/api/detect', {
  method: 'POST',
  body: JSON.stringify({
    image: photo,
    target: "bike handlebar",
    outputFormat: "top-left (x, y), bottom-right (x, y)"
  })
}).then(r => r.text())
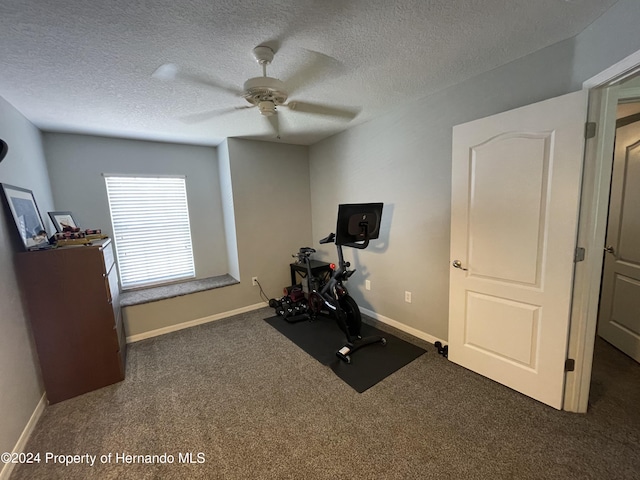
top-left (319, 233), bottom-right (335, 244)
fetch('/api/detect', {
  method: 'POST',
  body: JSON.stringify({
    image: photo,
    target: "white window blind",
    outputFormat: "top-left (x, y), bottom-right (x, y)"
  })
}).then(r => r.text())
top-left (104, 175), bottom-right (195, 289)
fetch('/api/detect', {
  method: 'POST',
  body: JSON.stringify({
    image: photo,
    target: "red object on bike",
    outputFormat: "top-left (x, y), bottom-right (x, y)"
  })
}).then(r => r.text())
top-left (330, 263), bottom-right (336, 270)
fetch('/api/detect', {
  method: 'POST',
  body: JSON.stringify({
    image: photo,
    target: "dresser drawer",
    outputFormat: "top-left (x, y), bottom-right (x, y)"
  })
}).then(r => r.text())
top-left (105, 263), bottom-right (120, 308)
top-left (113, 309), bottom-right (125, 350)
top-left (102, 240), bottom-right (115, 273)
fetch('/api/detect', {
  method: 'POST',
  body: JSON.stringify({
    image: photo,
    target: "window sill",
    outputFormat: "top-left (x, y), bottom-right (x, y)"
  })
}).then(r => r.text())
top-left (119, 274), bottom-right (239, 307)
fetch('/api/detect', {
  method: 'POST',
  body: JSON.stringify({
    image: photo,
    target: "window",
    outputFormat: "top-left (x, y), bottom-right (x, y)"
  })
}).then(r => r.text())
top-left (104, 175), bottom-right (195, 289)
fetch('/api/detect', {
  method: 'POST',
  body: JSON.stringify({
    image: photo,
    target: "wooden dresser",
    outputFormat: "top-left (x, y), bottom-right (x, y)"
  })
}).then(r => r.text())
top-left (16, 238), bottom-right (126, 404)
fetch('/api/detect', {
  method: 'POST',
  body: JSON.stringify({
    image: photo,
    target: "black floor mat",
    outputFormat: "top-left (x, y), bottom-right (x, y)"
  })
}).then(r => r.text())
top-left (264, 314), bottom-right (427, 392)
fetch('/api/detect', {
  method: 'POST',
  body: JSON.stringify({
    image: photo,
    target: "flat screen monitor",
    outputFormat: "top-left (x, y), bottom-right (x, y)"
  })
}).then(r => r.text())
top-left (335, 203), bottom-right (383, 246)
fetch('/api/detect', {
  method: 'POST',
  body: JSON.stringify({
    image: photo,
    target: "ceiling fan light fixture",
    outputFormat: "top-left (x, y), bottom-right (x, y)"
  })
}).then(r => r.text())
top-left (258, 101), bottom-right (277, 116)
top-left (243, 77), bottom-right (288, 107)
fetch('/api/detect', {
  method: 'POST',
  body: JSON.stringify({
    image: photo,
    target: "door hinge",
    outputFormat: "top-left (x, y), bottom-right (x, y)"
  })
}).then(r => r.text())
top-left (574, 247), bottom-right (585, 262)
top-left (585, 122), bottom-right (597, 139)
top-left (565, 358), bottom-right (576, 372)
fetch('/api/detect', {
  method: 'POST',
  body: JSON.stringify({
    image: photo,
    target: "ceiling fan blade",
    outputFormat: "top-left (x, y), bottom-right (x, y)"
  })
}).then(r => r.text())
top-left (152, 63), bottom-right (244, 96)
top-left (179, 105), bottom-right (254, 124)
top-left (283, 50), bottom-right (344, 95)
top-left (270, 2), bottom-right (349, 54)
top-left (266, 114), bottom-right (281, 140)
top-left (285, 101), bottom-right (360, 120)
top-left (152, 63), bottom-right (180, 81)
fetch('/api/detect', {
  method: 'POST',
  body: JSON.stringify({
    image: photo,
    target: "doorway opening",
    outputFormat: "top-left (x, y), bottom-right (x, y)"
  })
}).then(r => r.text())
top-left (564, 53), bottom-right (640, 413)
top-left (590, 79), bottom-right (640, 414)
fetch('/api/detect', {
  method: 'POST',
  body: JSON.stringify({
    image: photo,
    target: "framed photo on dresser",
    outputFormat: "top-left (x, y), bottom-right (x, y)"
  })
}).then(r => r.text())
top-left (48, 211), bottom-right (78, 232)
top-left (1, 183), bottom-right (49, 250)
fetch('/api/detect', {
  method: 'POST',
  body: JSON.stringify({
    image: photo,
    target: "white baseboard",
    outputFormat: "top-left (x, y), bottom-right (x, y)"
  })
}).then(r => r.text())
top-left (0, 393), bottom-right (47, 480)
top-left (360, 307), bottom-right (445, 346)
top-left (125, 300), bottom-right (445, 346)
top-left (126, 302), bottom-right (266, 343)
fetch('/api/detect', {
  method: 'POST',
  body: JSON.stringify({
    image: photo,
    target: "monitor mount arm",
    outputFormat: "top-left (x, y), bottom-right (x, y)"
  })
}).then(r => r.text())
top-left (340, 222), bottom-right (371, 250)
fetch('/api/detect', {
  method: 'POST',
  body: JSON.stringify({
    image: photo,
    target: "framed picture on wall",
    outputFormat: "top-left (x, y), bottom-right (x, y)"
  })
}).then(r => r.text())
top-left (0, 183), bottom-right (50, 250)
top-left (48, 211), bottom-right (78, 232)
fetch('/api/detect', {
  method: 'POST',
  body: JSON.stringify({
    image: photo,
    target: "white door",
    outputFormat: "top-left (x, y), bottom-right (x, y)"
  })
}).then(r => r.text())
top-left (449, 90), bottom-right (588, 409)
top-left (597, 119), bottom-right (640, 362)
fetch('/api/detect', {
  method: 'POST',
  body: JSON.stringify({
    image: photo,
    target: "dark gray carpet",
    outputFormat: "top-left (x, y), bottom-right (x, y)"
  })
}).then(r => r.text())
top-left (264, 314), bottom-right (426, 392)
top-left (10, 308), bottom-right (640, 480)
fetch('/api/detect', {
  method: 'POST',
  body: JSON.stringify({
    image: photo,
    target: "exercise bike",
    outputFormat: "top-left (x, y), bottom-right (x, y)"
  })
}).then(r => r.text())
top-left (271, 203), bottom-right (386, 363)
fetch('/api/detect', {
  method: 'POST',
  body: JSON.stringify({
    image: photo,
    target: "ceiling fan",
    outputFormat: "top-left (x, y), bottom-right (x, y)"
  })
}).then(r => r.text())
top-left (152, 45), bottom-right (360, 138)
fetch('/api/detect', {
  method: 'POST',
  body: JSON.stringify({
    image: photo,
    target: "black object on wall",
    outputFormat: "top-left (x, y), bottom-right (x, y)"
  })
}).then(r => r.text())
top-left (0, 140), bottom-right (7, 162)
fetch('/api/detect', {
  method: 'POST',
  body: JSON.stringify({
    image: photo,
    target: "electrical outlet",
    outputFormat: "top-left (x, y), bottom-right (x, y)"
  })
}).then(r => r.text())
top-left (365, 280), bottom-right (371, 291)
top-left (405, 291), bottom-right (412, 303)
top-left (252, 277), bottom-right (258, 286)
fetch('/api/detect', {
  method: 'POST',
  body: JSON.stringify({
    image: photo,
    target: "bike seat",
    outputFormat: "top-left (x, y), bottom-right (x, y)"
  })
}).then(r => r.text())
top-left (319, 233), bottom-right (335, 244)
top-left (298, 247), bottom-right (316, 255)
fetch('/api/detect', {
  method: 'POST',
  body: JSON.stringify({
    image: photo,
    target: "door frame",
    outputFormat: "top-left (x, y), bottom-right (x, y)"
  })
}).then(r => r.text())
top-left (563, 48), bottom-right (640, 412)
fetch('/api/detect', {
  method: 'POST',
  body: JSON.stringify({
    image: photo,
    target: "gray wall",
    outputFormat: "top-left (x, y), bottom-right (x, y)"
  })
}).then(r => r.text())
top-left (0, 97), bottom-right (51, 459)
top-left (42, 133), bottom-right (228, 280)
top-left (123, 138), bottom-right (312, 336)
top-left (218, 139), bottom-right (240, 280)
top-left (225, 138), bottom-right (312, 290)
top-left (309, 0), bottom-right (640, 341)
top-left (571, 0), bottom-right (640, 87)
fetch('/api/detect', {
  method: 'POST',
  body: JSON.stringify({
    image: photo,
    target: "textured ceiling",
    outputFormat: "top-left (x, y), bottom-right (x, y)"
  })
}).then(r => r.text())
top-left (0, 0), bottom-right (618, 146)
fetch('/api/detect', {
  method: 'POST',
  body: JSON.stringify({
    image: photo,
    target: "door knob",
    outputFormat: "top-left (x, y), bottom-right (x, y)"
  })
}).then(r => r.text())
top-left (604, 245), bottom-right (615, 254)
top-left (452, 260), bottom-right (468, 271)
